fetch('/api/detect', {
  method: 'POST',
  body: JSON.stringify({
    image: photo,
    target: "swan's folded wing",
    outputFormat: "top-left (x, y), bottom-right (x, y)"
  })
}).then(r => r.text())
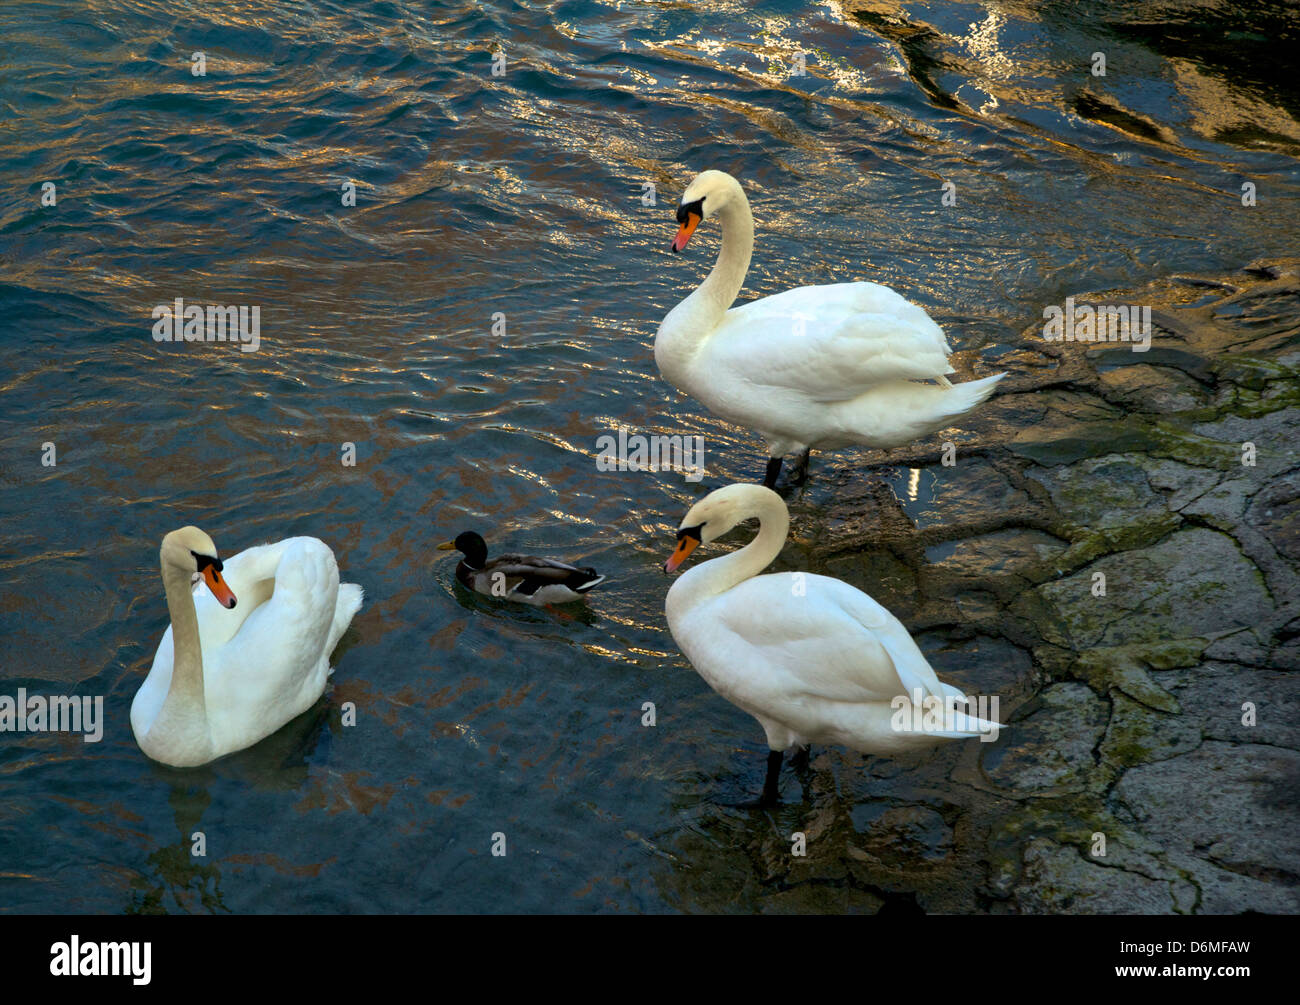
top-left (202, 539), bottom-right (340, 712)
top-left (708, 574), bottom-right (943, 704)
top-left (713, 283), bottom-right (954, 402)
top-left (188, 540), bottom-right (291, 649)
top-left (833, 584), bottom-right (948, 702)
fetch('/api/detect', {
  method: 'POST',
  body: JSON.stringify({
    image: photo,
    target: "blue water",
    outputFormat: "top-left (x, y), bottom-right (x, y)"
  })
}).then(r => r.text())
top-left (1, 0), bottom-right (1298, 912)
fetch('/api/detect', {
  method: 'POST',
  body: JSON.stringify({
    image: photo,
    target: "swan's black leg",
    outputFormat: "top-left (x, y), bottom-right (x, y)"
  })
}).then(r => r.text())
top-left (762, 456), bottom-right (783, 489)
top-left (790, 744), bottom-right (811, 771)
top-left (790, 448), bottom-right (812, 486)
top-left (715, 749), bottom-right (786, 809)
top-left (760, 749), bottom-right (783, 806)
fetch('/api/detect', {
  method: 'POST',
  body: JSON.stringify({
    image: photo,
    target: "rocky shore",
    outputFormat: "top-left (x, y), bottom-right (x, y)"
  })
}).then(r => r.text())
top-left (678, 261), bottom-right (1299, 914)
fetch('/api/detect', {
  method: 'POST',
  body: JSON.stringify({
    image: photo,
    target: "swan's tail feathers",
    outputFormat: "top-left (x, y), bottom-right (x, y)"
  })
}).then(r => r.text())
top-left (575, 573), bottom-right (606, 593)
top-left (926, 716), bottom-right (1004, 740)
top-left (893, 662), bottom-right (945, 703)
top-left (936, 373), bottom-right (954, 389)
top-left (929, 682), bottom-right (1005, 738)
top-left (326, 582), bottom-right (364, 656)
top-left (941, 372), bottom-right (1005, 418)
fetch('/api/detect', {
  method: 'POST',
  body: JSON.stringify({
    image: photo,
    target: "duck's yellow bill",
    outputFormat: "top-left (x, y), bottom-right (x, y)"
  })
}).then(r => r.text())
top-left (436, 541), bottom-right (456, 551)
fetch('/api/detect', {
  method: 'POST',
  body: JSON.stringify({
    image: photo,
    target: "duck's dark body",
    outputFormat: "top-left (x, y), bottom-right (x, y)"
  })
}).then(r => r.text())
top-left (443, 532), bottom-right (605, 605)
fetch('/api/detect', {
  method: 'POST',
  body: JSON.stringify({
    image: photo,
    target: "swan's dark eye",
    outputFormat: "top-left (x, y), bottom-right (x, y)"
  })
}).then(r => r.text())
top-left (191, 551), bottom-right (223, 573)
top-left (677, 198), bottom-right (704, 224)
top-left (677, 523), bottom-right (704, 543)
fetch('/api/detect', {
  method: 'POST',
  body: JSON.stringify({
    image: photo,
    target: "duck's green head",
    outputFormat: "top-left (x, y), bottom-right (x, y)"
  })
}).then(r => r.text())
top-left (438, 531), bottom-right (488, 569)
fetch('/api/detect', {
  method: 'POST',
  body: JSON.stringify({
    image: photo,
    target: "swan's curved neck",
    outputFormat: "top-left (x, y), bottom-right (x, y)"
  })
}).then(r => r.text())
top-left (697, 198), bottom-right (754, 319)
top-left (668, 494), bottom-right (788, 614)
top-left (656, 194), bottom-right (754, 369)
top-left (160, 561), bottom-right (206, 718)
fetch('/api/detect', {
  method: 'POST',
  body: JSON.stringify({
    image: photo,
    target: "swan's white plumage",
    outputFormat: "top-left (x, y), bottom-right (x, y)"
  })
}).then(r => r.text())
top-left (131, 535), bottom-right (362, 767)
top-left (665, 484), bottom-right (1002, 757)
top-left (713, 282), bottom-right (956, 400)
top-left (656, 170), bottom-right (1004, 460)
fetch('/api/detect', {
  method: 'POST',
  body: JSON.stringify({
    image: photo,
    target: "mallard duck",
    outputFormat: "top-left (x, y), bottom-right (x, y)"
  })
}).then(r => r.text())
top-left (438, 531), bottom-right (605, 605)
top-left (131, 526), bottom-right (363, 768)
top-left (664, 484), bottom-right (1002, 806)
top-left (656, 169), bottom-right (1005, 487)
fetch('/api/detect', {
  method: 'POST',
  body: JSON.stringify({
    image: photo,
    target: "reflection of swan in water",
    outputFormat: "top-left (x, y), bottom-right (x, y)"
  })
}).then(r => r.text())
top-left (126, 707), bottom-right (343, 914)
top-left (128, 782), bottom-right (225, 914)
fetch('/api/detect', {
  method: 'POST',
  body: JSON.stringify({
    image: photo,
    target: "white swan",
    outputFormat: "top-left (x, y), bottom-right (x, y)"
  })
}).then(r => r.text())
top-left (657, 169), bottom-right (1005, 487)
top-left (664, 483), bottom-right (1002, 805)
top-left (131, 526), bottom-right (363, 768)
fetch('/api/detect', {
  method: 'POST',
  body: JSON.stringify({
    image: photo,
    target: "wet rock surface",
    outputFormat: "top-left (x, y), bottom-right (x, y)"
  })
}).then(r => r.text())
top-left (708, 262), bottom-right (1299, 915)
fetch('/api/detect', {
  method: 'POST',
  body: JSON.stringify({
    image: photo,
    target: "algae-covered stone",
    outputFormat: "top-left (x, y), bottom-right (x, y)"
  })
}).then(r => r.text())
top-left (1164, 849), bottom-right (1300, 915)
top-left (1141, 457), bottom-right (1221, 511)
top-left (1191, 408), bottom-right (1300, 478)
top-left (926, 527), bottom-right (1068, 576)
top-left (1027, 453), bottom-right (1165, 531)
top-left (1248, 468), bottom-right (1300, 563)
top-left (1015, 837), bottom-right (1177, 914)
top-left (1009, 412), bottom-right (1163, 467)
top-left (1166, 663), bottom-right (1300, 749)
top-left (1099, 692), bottom-right (1201, 768)
top-left (1113, 742), bottom-right (1300, 879)
top-left (757, 884), bottom-right (884, 915)
top-left (1076, 645), bottom-right (1189, 713)
top-left (1097, 364), bottom-right (1208, 412)
top-left (1022, 527), bottom-right (1270, 651)
top-left (982, 683), bottom-right (1107, 794)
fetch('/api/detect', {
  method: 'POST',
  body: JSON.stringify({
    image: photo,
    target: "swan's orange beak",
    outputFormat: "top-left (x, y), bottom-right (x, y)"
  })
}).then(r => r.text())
top-left (671, 211), bottom-right (700, 253)
top-left (203, 565), bottom-right (237, 609)
top-left (663, 531), bottom-right (701, 574)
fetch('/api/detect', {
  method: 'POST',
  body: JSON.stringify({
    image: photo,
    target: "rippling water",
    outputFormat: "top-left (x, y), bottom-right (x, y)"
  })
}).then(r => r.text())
top-left (1, 0), bottom-right (1298, 912)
